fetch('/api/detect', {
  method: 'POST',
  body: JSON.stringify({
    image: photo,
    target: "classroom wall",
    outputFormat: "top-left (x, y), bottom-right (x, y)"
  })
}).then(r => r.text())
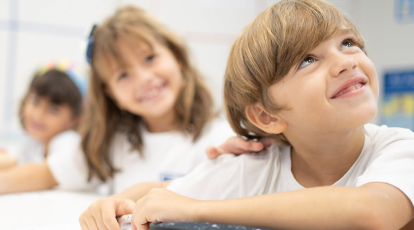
top-left (1, 0), bottom-right (413, 139)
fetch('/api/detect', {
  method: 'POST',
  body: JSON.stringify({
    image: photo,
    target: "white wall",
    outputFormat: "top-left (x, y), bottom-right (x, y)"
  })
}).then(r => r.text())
top-left (1, 0), bottom-right (413, 138)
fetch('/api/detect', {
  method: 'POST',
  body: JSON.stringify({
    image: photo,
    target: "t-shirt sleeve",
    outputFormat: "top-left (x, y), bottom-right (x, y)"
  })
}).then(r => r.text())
top-left (167, 146), bottom-right (281, 200)
top-left (356, 138), bottom-right (414, 205)
top-left (47, 132), bottom-right (101, 191)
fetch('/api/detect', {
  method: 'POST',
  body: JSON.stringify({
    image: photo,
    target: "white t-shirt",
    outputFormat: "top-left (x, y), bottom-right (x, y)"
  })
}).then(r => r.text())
top-left (48, 118), bottom-right (235, 194)
top-left (168, 124), bottom-right (414, 206)
top-left (5, 130), bottom-right (79, 164)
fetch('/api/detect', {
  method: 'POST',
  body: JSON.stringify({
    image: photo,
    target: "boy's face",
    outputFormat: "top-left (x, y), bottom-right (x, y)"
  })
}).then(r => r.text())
top-left (269, 31), bottom-right (378, 134)
top-left (23, 93), bottom-right (77, 144)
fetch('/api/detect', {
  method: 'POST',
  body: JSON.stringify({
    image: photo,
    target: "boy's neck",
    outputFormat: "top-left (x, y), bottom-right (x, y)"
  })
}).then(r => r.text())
top-left (288, 126), bottom-right (365, 188)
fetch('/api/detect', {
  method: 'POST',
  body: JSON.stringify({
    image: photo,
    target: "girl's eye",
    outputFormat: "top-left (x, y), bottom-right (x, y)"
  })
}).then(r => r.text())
top-left (341, 39), bottom-right (355, 50)
top-left (30, 96), bottom-right (39, 106)
top-left (48, 105), bottom-right (59, 115)
top-left (145, 55), bottom-right (156, 63)
top-left (118, 72), bottom-right (128, 81)
top-left (299, 56), bottom-right (316, 68)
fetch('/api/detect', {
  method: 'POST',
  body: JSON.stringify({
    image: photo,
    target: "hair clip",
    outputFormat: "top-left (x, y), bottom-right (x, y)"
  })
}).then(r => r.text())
top-left (86, 24), bottom-right (97, 64)
top-left (37, 60), bottom-right (89, 97)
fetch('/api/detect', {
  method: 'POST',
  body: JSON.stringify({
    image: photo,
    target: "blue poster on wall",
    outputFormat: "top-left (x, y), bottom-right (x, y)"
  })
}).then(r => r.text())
top-left (381, 69), bottom-right (414, 130)
top-left (395, 0), bottom-right (414, 24)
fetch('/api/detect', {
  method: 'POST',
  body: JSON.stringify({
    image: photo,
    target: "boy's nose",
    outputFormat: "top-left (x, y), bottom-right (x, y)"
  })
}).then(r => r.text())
top-left (330, 57), bottom-right (358, 77)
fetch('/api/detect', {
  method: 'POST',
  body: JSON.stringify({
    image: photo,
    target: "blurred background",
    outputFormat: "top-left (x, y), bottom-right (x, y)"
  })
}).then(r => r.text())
top-left (0, 0), bottom-right (413, 140)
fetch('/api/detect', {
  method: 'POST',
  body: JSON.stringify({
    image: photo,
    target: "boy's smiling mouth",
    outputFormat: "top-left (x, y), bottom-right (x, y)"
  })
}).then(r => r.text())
top-left (331, 76), bottom-right (368, 99)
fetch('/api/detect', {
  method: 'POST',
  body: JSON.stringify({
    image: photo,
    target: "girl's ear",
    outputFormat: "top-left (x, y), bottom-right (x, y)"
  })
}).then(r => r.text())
top-left (245, 103), bottom-right (287, 134)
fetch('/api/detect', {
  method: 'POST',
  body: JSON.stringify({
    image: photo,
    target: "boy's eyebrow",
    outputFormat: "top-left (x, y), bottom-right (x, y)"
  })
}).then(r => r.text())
top-left (336, 28), bottom-right (354, 37)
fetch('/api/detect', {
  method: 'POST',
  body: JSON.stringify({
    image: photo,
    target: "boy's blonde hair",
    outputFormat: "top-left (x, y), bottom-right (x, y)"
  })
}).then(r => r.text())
top-left (224, 0), bottom-right (365, 144)
top-left (80, 6), bottom-right (214, 181)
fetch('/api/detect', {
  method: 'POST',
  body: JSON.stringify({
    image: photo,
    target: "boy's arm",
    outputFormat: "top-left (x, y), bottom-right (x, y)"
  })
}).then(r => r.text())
top-left (112, 181), bottom-right (171, 201)
top-left (0, 161), bottom-right (58, 194)
top-left (132, 183), bottom-right (413, 230)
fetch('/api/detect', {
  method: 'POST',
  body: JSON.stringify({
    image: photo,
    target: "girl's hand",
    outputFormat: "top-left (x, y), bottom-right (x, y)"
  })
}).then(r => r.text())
top-left (0, 151), bottom-right (17, 170)
top-left (206, 136), bottom-right (273, 159)
top-left (131, 188), bottom-right (198, 230)
top-left (79, 197), bottom-right (135, 230)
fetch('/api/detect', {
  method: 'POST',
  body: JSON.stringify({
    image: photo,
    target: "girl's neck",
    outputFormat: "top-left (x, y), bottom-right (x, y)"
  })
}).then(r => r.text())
top-left (287, 126), bottom-right (365, 188)
top-left (144, 110), bottom-right (179, 133)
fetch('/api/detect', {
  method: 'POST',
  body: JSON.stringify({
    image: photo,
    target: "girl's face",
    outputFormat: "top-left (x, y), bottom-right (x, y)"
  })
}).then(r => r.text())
top-left (23, 93), bottom-right (77, 143)
top-left (269, 30), bottom-right (379, 135)
top-left (105, 39), bottom-right (183, 122)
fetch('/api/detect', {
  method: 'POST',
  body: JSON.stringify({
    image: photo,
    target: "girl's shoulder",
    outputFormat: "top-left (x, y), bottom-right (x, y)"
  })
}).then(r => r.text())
top-left (48, 130), bottom-right (81, 157)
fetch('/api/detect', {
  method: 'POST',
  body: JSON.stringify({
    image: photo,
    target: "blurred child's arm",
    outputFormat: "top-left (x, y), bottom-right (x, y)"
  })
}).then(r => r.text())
top-left (131, 183), bottom-right (413, 230)
top-left (206, 137), bottom-right (273, 159)
top-left (0, 150), bottom-right (17, 170)
top-left (79, 181), bottom-right (171, 230)
top-left (0, 161), bottom-right (58, 194)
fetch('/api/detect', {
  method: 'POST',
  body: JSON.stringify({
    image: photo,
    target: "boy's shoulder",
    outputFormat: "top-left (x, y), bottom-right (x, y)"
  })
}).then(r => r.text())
top-left (167, 144), bottom-right (288, 200)
top-left (364, 123), bottom-right (414, 146)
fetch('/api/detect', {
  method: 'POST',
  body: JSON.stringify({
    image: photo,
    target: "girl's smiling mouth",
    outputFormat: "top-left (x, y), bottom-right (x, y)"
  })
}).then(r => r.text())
top-left (139, 82), bottom-right (168, 102)
top-left (331, 76), bottom-right (368, 99)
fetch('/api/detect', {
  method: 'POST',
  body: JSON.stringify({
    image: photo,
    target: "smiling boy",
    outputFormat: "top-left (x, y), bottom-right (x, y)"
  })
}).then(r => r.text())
top-left (79, 1), bottom-right (414, 229)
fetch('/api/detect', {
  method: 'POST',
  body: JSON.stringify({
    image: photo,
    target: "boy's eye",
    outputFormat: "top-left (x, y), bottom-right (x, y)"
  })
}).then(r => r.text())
top-left (341, 39), bottom-right (355, 50)
top-left (299, 56), bottom-right (316, 68)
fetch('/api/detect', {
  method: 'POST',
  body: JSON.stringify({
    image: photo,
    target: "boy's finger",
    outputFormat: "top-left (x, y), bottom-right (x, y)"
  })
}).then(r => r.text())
top-left (91, 208), bottom-right (109, 230)
top-left (115, 199), bottom-right (135, 216)
top-left (131, 221), bottom-right (137, 230)
top-left (80, 220), bottom-right (90, 230)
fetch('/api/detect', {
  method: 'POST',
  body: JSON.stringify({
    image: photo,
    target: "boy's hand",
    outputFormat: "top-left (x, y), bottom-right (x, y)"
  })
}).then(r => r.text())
top-left (79, 197), bottom-right (135, 230)
top-left (206, 137), bottom-right (273, 159)
top-left (131, 188), bottom-right (198, 230)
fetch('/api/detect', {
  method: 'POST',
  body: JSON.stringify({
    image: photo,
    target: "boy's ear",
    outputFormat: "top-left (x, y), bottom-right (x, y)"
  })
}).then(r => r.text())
top-left (245, 103), bottom-right (287, 134)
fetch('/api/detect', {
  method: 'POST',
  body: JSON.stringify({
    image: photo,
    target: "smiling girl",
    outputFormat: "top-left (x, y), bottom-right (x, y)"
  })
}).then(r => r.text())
top-left (0, 5), bottom-right (234, 196)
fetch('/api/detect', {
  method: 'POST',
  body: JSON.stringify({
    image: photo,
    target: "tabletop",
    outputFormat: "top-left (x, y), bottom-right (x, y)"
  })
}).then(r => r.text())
top-left (0, 189), bottom-right (104, 230)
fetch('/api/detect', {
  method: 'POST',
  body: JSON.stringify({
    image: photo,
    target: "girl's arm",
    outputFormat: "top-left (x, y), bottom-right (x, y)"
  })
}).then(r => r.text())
top-left (206, 137), bottom-right (273, 159)
top-left (131, 183), bottom-right (413, 230)
top-left (79, 181), bottom-right (171, 230)
top-left (0, 151), bottom-right (17, 170)
top-left (0, 161), bottom-right (58, 194)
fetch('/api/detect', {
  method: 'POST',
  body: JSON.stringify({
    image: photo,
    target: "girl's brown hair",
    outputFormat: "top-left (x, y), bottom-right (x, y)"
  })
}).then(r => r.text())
top-left (19, 69), bottom-right (83, 128)
top-left (80, 5), bottom-right (214, 181)
top-left (224, 0), bottom-right (365, 145)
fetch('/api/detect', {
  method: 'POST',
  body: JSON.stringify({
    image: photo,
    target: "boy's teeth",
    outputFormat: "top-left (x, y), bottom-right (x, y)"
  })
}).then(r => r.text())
top-left (336, 83), bottom-right (363, 97)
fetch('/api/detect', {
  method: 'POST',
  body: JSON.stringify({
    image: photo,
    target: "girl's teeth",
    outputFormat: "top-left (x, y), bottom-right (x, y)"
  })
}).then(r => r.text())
top-left (144, 87), bottom-right (161, 100)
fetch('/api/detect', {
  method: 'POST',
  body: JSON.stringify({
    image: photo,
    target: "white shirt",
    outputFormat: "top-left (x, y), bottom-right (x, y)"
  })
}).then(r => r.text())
top-left (48, 118), bottom-right (235, 194)
top-left (5, 130), bottom-right (79, 164)
top-left (168, 124), bottom-right (414, 206)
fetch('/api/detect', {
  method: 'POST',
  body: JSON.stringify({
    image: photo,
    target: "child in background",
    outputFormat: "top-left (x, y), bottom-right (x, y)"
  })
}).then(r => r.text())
top-left (81, 0), bottom-right (414, 229)
top-left (0, 5), bottom-right (234, 196)
top-left (0, 61), bottom-right (86, 170)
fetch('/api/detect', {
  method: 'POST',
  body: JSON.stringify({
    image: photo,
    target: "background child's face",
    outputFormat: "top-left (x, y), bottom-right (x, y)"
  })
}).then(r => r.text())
top-left (269, 31), bottom-right (379, 135)
top-left (105, 39), bottom-right (183, 122)
top-left (23, 93), bottom-right (77, 143)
